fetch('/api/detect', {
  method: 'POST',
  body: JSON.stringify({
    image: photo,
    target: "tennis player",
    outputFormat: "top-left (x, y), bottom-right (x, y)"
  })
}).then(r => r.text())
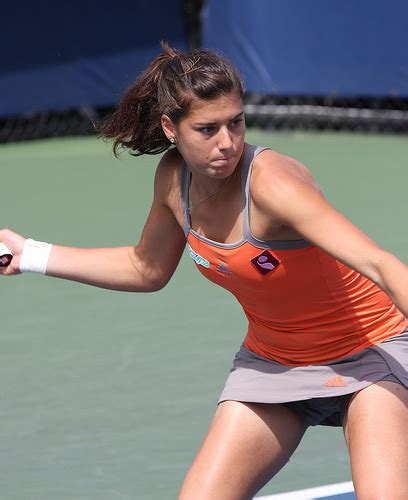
top-left (1, 43), bottom-right (407, 499)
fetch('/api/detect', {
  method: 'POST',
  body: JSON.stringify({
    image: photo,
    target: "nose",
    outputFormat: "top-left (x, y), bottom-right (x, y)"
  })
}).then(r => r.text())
top-left (217, 126), bottom-right (233, 151)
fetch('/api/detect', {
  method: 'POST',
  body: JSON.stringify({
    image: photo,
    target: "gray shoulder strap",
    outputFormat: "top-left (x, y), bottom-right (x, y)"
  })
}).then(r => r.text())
top-left (241, 145), bottom-right (270, 239)
top-left (241, 145), bottom-right (311, 249)
top-left (180, 162), bottom-right (190, 236)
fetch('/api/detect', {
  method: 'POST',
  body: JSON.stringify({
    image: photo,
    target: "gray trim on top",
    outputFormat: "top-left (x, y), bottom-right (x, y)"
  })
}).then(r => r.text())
top-left (243, 146), bottom-right (311, 250)
top-left (180, 144), bottom-right (312, 250)
top-left (181, 163), bottom-right (191, 236)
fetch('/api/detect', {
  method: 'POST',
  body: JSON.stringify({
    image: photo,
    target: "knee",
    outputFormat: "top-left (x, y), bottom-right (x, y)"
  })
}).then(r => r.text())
top-left (178, 473), bottom-right (211, 500)
top-left (354, 484), bottom-right (408, 500)
top-left (178, 474), bottom-right (253, 500)
top-left (178, 477), bottom-right (227, 500)
top-left (178, 482), bottom-right (215, 500)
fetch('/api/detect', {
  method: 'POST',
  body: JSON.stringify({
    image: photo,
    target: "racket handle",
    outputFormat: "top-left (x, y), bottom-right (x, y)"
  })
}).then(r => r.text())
top-left (0, 242), bottom-right (13, 267)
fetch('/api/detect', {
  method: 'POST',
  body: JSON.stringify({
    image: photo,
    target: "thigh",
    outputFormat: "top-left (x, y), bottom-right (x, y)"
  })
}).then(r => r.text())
top-left (343, 381), bottom-right (408, 499)
top-left (179, 400), bottom-right (308, 500)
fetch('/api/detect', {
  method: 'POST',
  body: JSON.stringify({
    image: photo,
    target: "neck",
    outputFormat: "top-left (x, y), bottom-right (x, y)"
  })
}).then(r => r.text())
top-left (190, 173), bottom-right (231, 197)
top-left (188, 165), bottom-right (240, 214)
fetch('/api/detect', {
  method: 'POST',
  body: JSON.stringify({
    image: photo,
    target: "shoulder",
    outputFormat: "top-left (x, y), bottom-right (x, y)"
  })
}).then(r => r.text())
top-left (153, 148), bottom-right (185, 210)
top-left (155, 147), bottom-right (183, 180)
top-left (251, 147), bottom-right (320, 190)
top-left (249, 147), bottom-right (324, 219)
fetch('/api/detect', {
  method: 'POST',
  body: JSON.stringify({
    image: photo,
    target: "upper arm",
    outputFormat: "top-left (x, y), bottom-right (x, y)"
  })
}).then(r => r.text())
top-left (133, 152), bottom-right (186, 289)
top-left (252, 153), bottom-right (386, 283)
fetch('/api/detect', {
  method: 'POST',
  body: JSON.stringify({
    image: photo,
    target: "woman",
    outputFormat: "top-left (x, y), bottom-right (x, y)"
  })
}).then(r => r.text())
top-left (1, 43), bottom-right (407, 499)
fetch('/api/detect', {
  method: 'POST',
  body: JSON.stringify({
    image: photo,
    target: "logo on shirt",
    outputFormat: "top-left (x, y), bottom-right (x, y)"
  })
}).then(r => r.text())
top-left (217, 262), bottom-right (233, 275)
top-left (250, 250), bottom-right (280, 275)
top-left (187, 244), bottom-right (210, 268)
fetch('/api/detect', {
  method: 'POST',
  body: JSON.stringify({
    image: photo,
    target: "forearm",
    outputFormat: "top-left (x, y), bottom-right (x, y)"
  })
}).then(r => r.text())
top-left (370, 251), bottom-right (408, 317)
top-left (1, 187), bottom-right (186, 290)
top-left (46, 244), bottom-right (162, 292)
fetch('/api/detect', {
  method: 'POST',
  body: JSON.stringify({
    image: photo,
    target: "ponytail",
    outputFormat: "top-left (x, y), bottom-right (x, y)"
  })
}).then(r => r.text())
top-left (100, 42), bottom-right (179, 157)
top-left (100, 41), bottom-right (244, 157)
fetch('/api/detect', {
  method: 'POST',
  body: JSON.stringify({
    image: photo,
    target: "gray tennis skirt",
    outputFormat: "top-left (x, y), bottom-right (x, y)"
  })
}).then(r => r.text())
top-left (219, 330), bottom-right (408, 426)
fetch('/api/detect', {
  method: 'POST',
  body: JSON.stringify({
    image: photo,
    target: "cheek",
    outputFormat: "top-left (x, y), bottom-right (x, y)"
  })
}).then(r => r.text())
top-left (182, 143), bottom-right (211, 165)
top-left (183, 137), bottom-right (211, 154)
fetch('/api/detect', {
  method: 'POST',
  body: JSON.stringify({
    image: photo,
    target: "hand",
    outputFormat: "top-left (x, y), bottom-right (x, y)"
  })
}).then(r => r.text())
top-left (0, 228), bottom-right (26, 275)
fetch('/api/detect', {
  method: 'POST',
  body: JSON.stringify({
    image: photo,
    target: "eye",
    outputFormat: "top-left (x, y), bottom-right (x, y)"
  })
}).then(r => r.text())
top-left (230, 118), bottom-right (243, 128)
top-left (198, 126), bottom-right (215, 134)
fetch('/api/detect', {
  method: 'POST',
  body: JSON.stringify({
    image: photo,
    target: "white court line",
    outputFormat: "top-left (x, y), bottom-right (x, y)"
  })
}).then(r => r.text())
top-left (256, 481), bottom-right (354, 499)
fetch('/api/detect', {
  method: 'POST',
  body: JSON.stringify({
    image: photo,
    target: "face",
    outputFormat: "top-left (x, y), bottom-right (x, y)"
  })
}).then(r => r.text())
top-left (162, 93), bottom-right (245, 179)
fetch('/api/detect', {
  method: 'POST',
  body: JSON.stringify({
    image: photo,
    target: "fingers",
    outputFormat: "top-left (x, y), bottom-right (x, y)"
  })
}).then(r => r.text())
top-left (0, 235), bottom-right (14, 270)
top-left (0, 229), bottom-right (25, 275)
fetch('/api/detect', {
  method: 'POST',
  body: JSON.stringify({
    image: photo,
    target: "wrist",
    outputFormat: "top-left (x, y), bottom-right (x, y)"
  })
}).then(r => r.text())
top-left (19, 238), bottom-right (53, 274)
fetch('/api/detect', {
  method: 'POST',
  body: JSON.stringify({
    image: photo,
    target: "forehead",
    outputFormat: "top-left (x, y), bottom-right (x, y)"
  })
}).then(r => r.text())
top-left (185, 94), bottom-right (243, 123)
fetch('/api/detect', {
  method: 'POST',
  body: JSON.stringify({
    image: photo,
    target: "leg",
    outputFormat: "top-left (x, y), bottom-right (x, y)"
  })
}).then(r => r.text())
top-left (343, 381), bottom-right (408, 499)
top-left (179, 400), bottom-right (307, 500)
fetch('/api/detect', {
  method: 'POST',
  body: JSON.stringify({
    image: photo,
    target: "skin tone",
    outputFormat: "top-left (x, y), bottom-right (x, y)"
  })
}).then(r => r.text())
top-left (1, 93), bottom-right (408, 498)
top-left (161, 93), bottom-right (247, 244)
top-left (161, 94), bottom-right (246, 184)
top-left (344, 381), bottom-right (408, 499)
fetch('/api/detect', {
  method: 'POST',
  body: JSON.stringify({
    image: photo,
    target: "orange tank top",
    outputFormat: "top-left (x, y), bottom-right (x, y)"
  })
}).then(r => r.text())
top-left (181, 145), bottom-right (407, 365)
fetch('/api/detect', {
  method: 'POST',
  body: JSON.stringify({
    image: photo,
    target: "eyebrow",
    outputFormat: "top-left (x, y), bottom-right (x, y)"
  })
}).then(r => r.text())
top-left (193, 111), bottom-right (244, 127)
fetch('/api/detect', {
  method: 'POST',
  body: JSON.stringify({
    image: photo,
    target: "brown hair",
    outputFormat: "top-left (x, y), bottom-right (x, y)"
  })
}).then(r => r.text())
top-left (100, 41), bottom-right (244, 157)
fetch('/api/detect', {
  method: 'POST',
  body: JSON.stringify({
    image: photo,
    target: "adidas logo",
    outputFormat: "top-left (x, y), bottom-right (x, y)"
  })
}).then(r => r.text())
top-left (217, 262), bottom-right (233, 275)
top-left (324, 375), bottom-right (347, 387)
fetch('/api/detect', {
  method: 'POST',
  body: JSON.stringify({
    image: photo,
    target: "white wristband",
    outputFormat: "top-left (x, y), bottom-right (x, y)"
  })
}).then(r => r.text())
top-left (19, 238), bottom-right (53, 274)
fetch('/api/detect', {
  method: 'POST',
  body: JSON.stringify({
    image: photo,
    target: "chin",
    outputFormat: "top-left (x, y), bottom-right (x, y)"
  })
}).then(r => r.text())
top-left (210, 166), bottom-right (237, 180)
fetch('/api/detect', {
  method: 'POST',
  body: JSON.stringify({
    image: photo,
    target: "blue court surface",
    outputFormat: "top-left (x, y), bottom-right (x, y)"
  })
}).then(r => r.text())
top-left (257, 481), bottom-right (355, 499)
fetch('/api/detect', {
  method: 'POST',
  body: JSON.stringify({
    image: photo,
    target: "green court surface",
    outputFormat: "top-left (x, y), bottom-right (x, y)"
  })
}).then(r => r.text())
top-left (1, 130), bottom-right (407, 499)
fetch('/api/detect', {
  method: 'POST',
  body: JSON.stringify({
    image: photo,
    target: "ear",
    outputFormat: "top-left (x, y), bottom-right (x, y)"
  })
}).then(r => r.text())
top-left (161, 114), bottom-right (176, 142)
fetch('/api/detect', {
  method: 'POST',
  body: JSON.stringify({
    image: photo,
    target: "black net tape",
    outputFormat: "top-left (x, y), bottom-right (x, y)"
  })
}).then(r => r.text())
top-left (1, 96), bottom-right (408, 143)
top-left (244, 95), bottom-right (408, 133)
top-left (0, 107), bottom-right (110, 143)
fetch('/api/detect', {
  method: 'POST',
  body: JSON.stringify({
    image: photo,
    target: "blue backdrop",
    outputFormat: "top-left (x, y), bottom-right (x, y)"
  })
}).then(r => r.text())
top-left (1, 1), bottom-right (187, 117)
top-left (203, 0), bottom-right (408, 97)
top-left (2, 0), bottom-right (407, 118)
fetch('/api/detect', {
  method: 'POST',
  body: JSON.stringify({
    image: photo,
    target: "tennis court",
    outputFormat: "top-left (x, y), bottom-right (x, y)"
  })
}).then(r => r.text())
top-left (259, 480), bottom-right (354, 499)
top-left (1, 129), bottom-right (407, 498)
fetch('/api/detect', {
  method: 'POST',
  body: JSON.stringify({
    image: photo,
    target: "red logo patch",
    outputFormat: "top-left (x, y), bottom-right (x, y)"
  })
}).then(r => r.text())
top-left (250, 251), bottom-right (280, 275)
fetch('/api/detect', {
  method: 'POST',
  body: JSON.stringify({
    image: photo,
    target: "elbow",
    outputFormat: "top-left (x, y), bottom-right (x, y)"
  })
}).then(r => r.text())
top-left (128, 247), bottom-right (172, 292)
top-left (365, 265), bottom-right (382, 287)
top-left (363, 249), bottom-right (397, 290)
top-left (145, 279), bottom-right (168, 293)
top-left (129, 274), bottom-right (170, 293)
top-left (145, 269), bottom-right (173, 292)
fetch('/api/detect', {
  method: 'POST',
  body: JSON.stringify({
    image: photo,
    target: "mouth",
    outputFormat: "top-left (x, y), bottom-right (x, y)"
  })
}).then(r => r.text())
top-left (213, 156), bottom-right (234, 162)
